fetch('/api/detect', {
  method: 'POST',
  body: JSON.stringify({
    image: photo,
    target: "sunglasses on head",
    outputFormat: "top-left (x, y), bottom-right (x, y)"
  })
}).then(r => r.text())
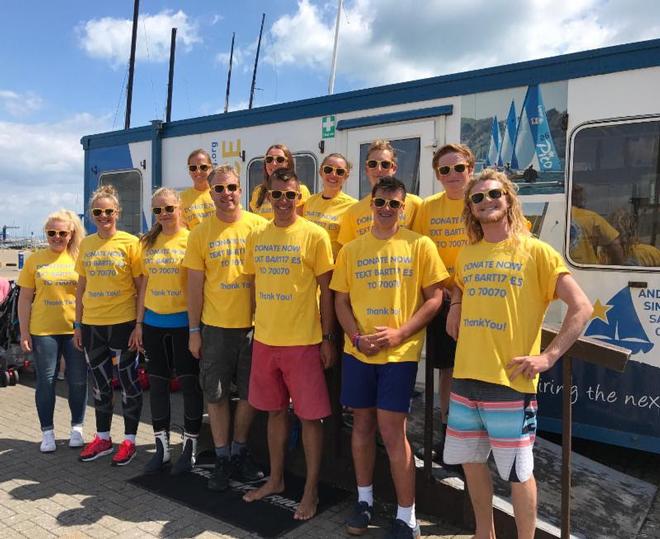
top-left (91, 208), bottom-right (117, 217)
top-left (46, 230), bottom-right (70, 238)
top-left (437, 163), bottom-right (468, 175)
top-left (265, 155), bottom-right (287, 165)
top-left (188, 164), bottom-right (212, 172)
top-left (212, 183), bottom-right (239, 194)
top-left (322, 165), bottom-right (347, 177)
top-left (469, 188), bottom-right (507, 204)
top-left (152, 205), bottom-right (178, 215)
top-left (372, 197), bottom-right (403, 210)
top-left (269, 189), bottom-right (300, 201)
top-left (366, 159), bottom-right (394, 170)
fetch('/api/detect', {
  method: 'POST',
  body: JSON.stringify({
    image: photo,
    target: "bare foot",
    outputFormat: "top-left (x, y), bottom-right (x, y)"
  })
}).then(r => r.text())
top-left (242, 478), bottom-right (285, 503)
top-left (293, 487), bottom-right (319, 520)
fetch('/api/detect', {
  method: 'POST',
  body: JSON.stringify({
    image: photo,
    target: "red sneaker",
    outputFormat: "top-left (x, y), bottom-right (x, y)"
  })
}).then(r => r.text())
top-left (79, 435), bottom-right (113, 462)
top-left (112, 439), bottom-right (136, 466)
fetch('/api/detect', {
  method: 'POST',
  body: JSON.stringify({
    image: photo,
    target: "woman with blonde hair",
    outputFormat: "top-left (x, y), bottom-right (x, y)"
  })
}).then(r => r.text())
top-left (304, 152), bottom-right (357, 258)
top-left (249, 143), bottom-right (311, 219)
top-left (74, 185), bottom-right (143, 466)
top-left (17, 210), bottom-right (87, 452)
top-left (130, 187), bottom-right (203, 474)
top-left (181, 148), bottom-right (215, 230)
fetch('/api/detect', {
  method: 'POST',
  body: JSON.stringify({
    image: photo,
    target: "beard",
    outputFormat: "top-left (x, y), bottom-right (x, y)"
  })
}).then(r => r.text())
top-left (476, 207), bottom-right (507, 225)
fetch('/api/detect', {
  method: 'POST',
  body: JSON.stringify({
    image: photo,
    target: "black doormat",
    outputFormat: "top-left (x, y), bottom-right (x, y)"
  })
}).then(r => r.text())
top-left (128, 452), bottom-right (350, 538)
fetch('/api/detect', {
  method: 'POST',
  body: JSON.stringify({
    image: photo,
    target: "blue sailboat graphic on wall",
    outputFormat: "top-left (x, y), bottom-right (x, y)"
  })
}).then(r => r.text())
top-left (511, 85), bottom-right (561, 172)
top-left (498, 100), bottom-right (517, 168)
top-left (485, 116), bottom-right (501, 166)
top-left (585, 288), bottom-right (654, 354)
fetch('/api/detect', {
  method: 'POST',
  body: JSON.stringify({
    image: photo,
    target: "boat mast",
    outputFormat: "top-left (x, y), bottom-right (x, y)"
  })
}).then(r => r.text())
top-left (249, 13), bottom-right (266, 110)
top-left (224, 32), bottom-right (235, 113)
top-left (166, 27), bottom-right (177, 123)
top-left (125, 0), bottom-right (140, 129)
top-left (328, 0), bottom-right (343, 95)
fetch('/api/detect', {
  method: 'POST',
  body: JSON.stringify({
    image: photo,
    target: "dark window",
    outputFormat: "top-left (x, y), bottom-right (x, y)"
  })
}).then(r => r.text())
top-left (247, 153), bottom-right (318, 199)
top-left (569, 120), bottom-right (660, 268)
top-left (98, 170), bottom-right (143, 235)
top-left (358, 138), bottom-right (420, 198)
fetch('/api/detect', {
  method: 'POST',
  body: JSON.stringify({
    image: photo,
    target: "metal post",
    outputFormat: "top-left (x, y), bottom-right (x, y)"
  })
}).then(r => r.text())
top-left (125, 0), bottom-right (140, 129)
top-left (328, 0), bottom-right (343, 95)
top-left (249, 13), bottom-right (265, 110)
top-left (561, 356), bottom-right (573, 538)
top-left (165, 28), bottom-right (177, 123)
top-left (224, 32), bottom-right (235, 113)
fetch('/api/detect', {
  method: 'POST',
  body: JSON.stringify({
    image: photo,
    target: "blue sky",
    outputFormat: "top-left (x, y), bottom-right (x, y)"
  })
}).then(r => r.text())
top-left (2, 0), bottom-right (660, 234)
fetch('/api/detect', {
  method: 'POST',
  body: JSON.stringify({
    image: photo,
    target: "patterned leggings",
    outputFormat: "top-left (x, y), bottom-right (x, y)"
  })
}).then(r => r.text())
top-left (82, 322), bottom-right (143, 435)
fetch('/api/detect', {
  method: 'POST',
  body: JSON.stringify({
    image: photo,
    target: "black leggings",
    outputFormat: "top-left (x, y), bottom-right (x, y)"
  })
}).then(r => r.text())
top-left (82, 322), bottom-right (143, 435)
top-left (142, 324), bottom-right (203, 434)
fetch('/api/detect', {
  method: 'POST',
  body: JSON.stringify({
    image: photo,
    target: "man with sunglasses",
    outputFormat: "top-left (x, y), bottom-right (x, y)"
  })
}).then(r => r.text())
top-left (413, 143), bottom-right (474, 471)
top-left (242, 168), bottom-right (335, 521)
top-left (444, 169), bottom-right (592, 539)
top-left (332, 177), bottom-right (447, 538)
top-left (337, 140), bottom-right (422, 246)
top-left (183, 164), bottom-right (267, 491)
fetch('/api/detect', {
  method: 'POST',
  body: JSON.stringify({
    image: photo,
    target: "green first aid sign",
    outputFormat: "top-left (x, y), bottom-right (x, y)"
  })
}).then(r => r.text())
top-left (322, 115), bottom-right (336, 139)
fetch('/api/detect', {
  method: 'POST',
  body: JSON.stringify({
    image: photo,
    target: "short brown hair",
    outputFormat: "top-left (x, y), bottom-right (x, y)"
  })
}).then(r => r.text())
top-left (209, 164), bottom-right (240, 185)
top-left (432, 143), bottom-right (475, 171)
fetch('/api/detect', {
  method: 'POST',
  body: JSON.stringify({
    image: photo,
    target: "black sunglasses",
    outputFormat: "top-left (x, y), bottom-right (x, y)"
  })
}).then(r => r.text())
top-left (152, 205), bottom-right (178, 215)
top-left (269, 189), bottom-right (299, 200)
top-left (322, 165), bottom-right (347, 177)
top-left (212, 183), bottom-right (239, 194)
top-left (437, 163), bottom-right (468, 175)
top-left (372, 198), bottom-right (403, 210)
top-left (366, 159), bottom-right (393, 170)
top-left (265, 155), bottom-right (287, 164)
top-left (469, 188), bottom-right (507, 204)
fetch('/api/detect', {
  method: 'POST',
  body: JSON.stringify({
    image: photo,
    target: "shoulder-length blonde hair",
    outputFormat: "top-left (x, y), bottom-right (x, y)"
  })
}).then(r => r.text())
top-left (44, 210), bottom-right (86, 259)
top-left (463, 168), bottom-right (530, 245)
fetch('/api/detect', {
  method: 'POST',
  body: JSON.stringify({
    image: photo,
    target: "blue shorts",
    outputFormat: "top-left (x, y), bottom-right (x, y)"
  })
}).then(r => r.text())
top-left (340, 353), bottom-right (418, 413)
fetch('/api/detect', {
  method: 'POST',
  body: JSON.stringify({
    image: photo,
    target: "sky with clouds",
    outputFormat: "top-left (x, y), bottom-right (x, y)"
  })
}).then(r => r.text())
top-left (2, 0), bottom-right (660, 235)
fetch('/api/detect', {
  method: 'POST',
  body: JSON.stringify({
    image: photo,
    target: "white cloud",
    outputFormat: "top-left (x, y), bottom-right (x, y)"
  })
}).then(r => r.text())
top-left (0, 113), bottom-right (112, 233)
top-left (78, 10), bottom-right (201, 68)
top-left (0, 90), bottom-right (43, 117)
top-left (261, 0), bottom-right (660, 87)
top-left (216, 46), bottom-right (246, 68)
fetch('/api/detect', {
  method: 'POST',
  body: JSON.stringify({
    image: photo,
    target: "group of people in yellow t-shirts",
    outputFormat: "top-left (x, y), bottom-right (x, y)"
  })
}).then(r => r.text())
top-left (18, 140), bottom-right (595, 539)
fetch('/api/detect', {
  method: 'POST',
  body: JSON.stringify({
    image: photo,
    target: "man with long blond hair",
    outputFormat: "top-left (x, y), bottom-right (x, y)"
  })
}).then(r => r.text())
top-left (444, 169), bottom-right (593, 539)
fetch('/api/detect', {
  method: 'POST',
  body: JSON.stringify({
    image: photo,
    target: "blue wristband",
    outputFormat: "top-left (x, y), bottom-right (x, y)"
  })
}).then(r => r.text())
top-left (189, 327), bottom-right (201, 333)
top-left (73, 322), bottom-right (82, 330)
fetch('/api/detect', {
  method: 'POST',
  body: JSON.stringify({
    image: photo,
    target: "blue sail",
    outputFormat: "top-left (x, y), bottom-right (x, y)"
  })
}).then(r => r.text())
top-left (498, 100), bottom-right (517, 168)
top-left (585, 288), bottom-right (654, 355)
top-left (512, 85), bottom-right (562, 172)
top-left (485, 116), bottom-right (501, 166)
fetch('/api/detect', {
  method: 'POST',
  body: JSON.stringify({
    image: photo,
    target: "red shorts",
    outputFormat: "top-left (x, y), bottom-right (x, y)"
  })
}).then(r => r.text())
top-left (249, 341), bottom-right (331, 420)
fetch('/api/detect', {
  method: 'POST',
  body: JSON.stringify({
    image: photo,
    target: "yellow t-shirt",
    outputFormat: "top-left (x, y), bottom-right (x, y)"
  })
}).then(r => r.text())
top-left (331, 229), bottom-right (448, 365)
top-left (181, 187), bottom-right (215, 230)
top-left (413, 192), bottom-right (467, 284)
top-left (454, 236), bottom-right (569, 393)
top-left (75, 231), bottom-right (142, 325)
top-left (303, 191), bottom-right (357, 258)
top-left (629, 243), bottom-right (660, 267)
top-left (141, 228), bottom-right (189, 314)
top-left (183, 211), bottom-right (267, 328)
top-left (17, 249), bottom-right (78, 336)
top-left (249, 184), bottom-right (311, 220)
top-left (569, 207), bottom-right (619, 264)
top-left (244, 217), bottom-right (334, 346)
top-left (337, 193), bottom-right (422, 246)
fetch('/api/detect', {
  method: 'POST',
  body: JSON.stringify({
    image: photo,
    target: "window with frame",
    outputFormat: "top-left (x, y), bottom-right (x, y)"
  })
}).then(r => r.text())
top-left (569, 120), bottom-right (660, 268)
top-left (98, 170), bottom-right (143, 235)
top-left (247, 153), bottom-right (318, 202)
top-left (358, 138), bottom-right (420, 198)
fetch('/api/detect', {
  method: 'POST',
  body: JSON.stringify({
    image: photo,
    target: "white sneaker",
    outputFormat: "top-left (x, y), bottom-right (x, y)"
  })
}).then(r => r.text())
top-left (40, 430), bottom-right (56, 453)
top-left (69, 429), bottom-right (84, 448)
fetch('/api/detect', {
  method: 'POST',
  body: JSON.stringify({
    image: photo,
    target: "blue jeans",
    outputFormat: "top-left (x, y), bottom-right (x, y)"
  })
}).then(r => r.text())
top-left (31, 334), bottom-right (88, 431)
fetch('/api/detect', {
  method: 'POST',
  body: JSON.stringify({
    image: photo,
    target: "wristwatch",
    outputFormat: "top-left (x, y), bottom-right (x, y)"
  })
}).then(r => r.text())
top-left (322, 333), bottom-right (335, 343)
